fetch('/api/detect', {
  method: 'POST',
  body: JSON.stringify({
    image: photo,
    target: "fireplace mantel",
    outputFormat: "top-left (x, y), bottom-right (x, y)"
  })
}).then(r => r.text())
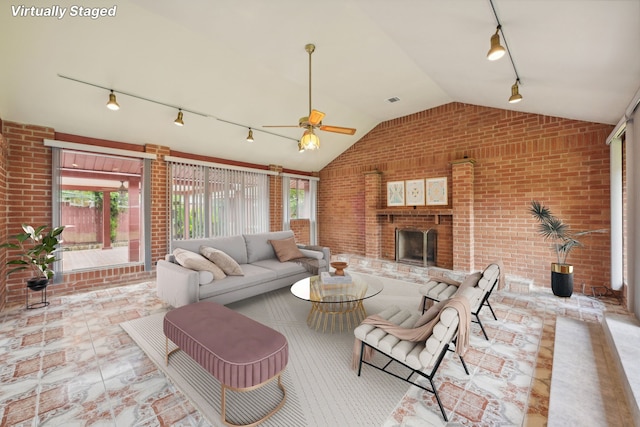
top-left (376, 209), bottom-right (452, 224)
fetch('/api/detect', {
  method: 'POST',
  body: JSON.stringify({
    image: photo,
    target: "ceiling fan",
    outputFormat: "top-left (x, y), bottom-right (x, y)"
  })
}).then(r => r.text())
top-left (264, 43), bottom-right (356, 151)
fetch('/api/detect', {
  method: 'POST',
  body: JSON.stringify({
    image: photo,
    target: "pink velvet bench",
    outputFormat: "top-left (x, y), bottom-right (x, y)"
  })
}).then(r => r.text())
top-left (163, 301), bottom-right (288, 427)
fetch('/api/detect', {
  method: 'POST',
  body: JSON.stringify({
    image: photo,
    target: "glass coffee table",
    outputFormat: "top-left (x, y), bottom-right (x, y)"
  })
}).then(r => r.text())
top-left (291, 272), bottom-right (384, 333)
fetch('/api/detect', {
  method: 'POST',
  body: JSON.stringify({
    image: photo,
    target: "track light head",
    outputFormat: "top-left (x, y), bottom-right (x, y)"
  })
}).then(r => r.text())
top-left (509, 80), bottom-right (523, 103)
top-left (106, 90), bottom-right (120, 110)
top-left (246, 128), bottom-right (254, 142)
top-left (487, 27), bottom-right (506, 61)
top-left (174, 109), bottom-right (184, 126)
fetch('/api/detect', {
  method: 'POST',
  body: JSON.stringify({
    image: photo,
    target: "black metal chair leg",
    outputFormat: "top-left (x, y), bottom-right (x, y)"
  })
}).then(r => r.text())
top-left (429, 377), bottom-right (448, 422)
top-left (475, 313), bottom-right (489, 340)
top-left (485, 300), bottom-right (498, 320)
top-left (459, 354), bottom-right (470, 375)
top-left (357, 341), bottom-right (365, 376)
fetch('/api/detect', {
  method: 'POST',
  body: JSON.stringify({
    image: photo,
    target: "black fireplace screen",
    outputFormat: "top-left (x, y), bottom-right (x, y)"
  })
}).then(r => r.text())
top-left (395, 228), bottom-right (437, 267)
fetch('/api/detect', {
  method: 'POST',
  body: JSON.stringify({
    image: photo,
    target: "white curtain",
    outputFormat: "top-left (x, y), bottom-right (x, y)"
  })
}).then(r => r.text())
top-left (629, 111), bottom-right (640, 317)
top-left (170, 162), bottom-right (269, 241)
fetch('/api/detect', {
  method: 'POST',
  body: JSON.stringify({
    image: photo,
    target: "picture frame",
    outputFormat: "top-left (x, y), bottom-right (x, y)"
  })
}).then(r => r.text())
top-left (426, 177), bottom-right (448, 205)
top-left (405, 179), bottom-right (425, 206)
top-left (387, 181), bottom-right (405, 206)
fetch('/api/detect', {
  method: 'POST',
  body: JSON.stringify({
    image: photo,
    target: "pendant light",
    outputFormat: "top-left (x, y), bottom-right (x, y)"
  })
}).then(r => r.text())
top-left (174, 109), bottom-right (184, 126)
top-left (487, 26), bottom-right (506, 61)
top-left (508, 80), bottom-right (523, 103)
top-left (118, 180), bottom-right (127, 197)
top-left (246, 128), bottom-right (254, 142)
top-left (106, 90), bottom-right (120, 110)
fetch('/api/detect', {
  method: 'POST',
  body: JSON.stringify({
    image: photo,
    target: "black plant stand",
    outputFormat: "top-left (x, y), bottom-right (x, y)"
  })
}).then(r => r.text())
top-left (26, 285), bottom-right (49, 309)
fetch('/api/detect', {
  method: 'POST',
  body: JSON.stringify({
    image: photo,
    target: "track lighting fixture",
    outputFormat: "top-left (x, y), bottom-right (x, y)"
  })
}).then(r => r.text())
top-left (246, 128), bottom-right (254, 142)
top-left (508, 80), bottom-right (523, 103)
top-left (488, 0), bottom-right (524, 104)
top-left (299, 128), bottom-right (320, 151)
top-left (487, 26), bottom-right (506, 61)
top-left (59, 74), bottom-right (299, 143)
top-left (106, 90), bottom-right (120, 110)
top-left (174, 109), bottom-right (184, 126)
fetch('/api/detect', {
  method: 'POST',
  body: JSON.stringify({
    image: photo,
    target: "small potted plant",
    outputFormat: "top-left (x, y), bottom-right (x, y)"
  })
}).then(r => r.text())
top-left (529, 201), bottom-right (605, 297)
top-left (1, 224), bottom-right (65, 290)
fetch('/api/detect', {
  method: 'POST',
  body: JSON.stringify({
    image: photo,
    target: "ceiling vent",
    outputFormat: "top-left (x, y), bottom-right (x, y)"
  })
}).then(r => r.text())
top-left (386, 97), bottom-right (401, 103)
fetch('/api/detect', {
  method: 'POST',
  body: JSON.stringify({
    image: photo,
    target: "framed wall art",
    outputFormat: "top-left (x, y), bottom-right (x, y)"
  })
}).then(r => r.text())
top-left (426, 177), bottom-right (448, 205)
top-left (387, 181), bottom-right (405, 206)
top-left (405, 179), bottom-right (425, 206)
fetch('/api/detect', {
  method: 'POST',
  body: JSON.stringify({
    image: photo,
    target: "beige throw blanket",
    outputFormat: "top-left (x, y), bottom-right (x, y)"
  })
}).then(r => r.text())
top-left (351, 295), bottom-right (471, 370)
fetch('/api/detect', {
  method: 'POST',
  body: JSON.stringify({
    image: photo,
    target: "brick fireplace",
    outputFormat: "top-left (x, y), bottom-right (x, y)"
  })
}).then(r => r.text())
top-left (363, 159), bottom-right (476, 272)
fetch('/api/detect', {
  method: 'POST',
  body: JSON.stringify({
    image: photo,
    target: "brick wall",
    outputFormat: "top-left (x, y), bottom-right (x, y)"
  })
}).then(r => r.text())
top-left (318, 103), bottom-right (614, 293)
top-left (0, 122), bottom-right (7, 311)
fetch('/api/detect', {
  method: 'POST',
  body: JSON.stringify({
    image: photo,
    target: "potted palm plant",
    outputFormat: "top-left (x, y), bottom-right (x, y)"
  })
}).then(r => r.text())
top-left (1, 224), bottom-right (65, 290)
top-left (529, 201), bottom-right (604, 297)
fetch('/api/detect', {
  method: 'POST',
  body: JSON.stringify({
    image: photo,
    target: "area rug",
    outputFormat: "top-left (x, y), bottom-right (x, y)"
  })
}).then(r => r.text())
top-left (121, 273), bottom-right (420, 426)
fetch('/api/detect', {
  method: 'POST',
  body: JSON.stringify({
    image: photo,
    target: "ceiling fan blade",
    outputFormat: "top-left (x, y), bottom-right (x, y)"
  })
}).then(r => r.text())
top-left (319, 125), bottom-right (357, 135)
top-left (308, 109), bottom-right (325, 126)
top-left (263, 125), bottom-right (300, 128)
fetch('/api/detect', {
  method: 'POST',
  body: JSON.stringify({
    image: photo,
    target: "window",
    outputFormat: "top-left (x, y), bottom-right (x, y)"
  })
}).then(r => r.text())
top-left (52, 147), bottom-right (150, 273)
top-left (169, 161), bottom-right (270, 240)
top-left (282, 175), bottom-right (318, 244)
top-left (289, 178), bottom-right (311, 219)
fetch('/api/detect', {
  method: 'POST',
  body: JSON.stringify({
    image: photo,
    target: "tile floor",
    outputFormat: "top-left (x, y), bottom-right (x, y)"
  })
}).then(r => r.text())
top-left (0, 256), bottom-right (629, 426)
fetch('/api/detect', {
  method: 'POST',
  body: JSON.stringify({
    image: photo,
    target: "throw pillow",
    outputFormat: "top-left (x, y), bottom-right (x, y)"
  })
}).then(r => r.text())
top-left (173, 248), bottom-right (226, 280)
top-left (269, 237), bottom-right (305, 262)
top-left (199, 246), bottom-right (244, 276)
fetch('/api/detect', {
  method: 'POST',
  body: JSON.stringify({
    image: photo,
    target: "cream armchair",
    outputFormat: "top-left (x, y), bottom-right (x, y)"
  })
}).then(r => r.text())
top-left (353, 298), bottom-right (470, 421)
top-left (419, 262), bottom-right (501, 340)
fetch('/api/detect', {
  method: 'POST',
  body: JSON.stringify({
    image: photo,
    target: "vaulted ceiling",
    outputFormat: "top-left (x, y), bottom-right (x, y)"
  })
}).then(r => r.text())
top-left (1, 0), bottom-right (639, 172)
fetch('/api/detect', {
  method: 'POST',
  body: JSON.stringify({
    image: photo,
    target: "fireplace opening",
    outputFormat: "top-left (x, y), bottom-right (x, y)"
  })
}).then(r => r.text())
top-left (395, 228), bottom-right (437, 267)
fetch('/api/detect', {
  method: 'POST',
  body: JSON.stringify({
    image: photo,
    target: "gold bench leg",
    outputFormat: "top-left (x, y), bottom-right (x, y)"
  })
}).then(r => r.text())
top-left (221, 373), bottom-right (287, 427)
top-left (165, 337), bottom-right (180, 366)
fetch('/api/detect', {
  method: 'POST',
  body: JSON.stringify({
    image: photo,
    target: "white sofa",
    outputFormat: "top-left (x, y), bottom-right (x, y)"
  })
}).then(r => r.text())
top-left (156, 230), bottom-right (330, 307)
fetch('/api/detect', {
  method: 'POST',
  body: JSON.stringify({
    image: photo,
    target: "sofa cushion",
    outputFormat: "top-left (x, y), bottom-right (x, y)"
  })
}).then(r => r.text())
top-left (173, 235), bottom-right (248, 265)
top-left (244, 230), bottom-right (295, 263)
top-left (269, 237), bottom-right (305, 262)
top-left (198, 264), bottom-right (277, 299)
top-left (173, 248), bottom-right (226, 280)
top-left (251, 259), bottom-right (307, 278)
top-left (200, 246), bottom-right (244, 276)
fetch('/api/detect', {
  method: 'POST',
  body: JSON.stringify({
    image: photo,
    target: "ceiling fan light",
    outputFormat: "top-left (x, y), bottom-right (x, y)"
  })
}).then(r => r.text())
top-left (106, 90), bottom-right (120, 110)
top-left (298, 141), bottom-right (305, 153)
top-left (246, 128), bottom-right (254, 142)
top-left (487, 30), bottom-right (506, 61)
top-left (174, 110), bottom-right (184, 126)
top-left (300, 129), bottom-right (320, 150)
top-left (509, 81), bottom-right (523, 103)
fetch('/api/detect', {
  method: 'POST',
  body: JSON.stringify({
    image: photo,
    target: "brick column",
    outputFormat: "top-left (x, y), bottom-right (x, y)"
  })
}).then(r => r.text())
top-left (451, 159), bottom-right (475, 272)
top-left (364, 170), bottom-right (382, 258)
top-left (146, 144), bottom-right (170, 267)
top-left (268, 165), bottom-right (283, 231)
